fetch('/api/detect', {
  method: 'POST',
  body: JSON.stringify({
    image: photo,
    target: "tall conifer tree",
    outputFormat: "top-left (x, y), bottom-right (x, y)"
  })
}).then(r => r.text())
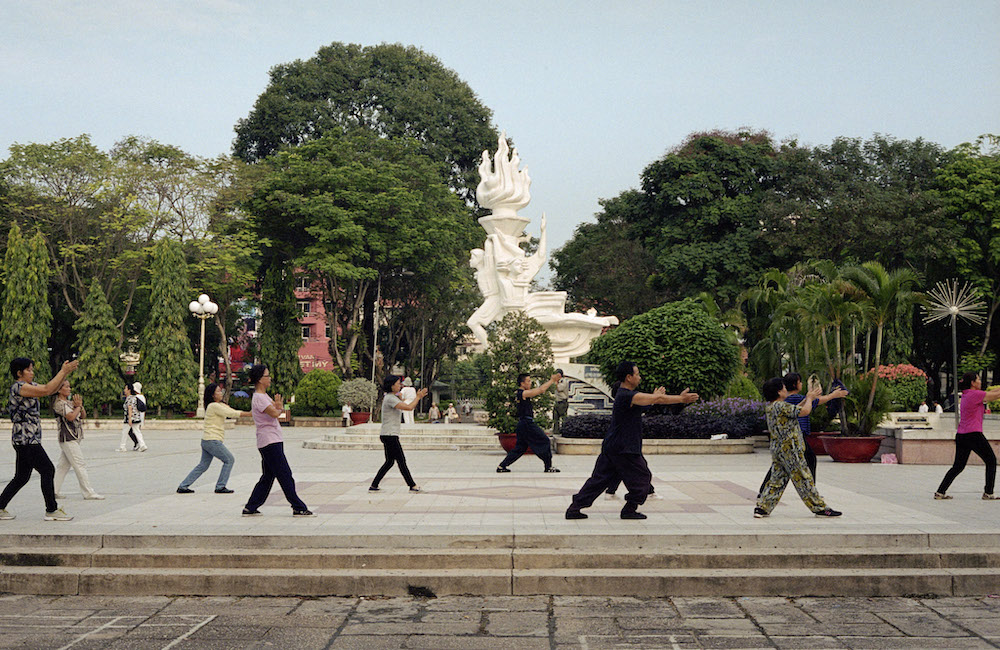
top-left (0, 225), bottom-right (53, 381)
top-left (73, 279), bottom-right (124, 413)
top-left (259, 259), bottom-right (303, 398)
top-left (136, 239), bottom-right (198, 411)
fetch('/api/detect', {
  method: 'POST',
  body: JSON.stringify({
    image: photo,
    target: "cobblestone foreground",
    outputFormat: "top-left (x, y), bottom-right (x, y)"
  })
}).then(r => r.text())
top-left (2, 594), bottom-right (1000, 649)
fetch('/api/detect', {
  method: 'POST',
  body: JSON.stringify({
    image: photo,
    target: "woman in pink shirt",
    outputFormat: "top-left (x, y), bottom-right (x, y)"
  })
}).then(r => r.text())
top-left (935, 372), bottom-right (1000, 500)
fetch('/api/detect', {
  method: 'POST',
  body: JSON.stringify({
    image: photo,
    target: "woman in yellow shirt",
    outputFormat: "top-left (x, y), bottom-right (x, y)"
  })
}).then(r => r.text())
top-left (176, 383), bottom-right (247, 494)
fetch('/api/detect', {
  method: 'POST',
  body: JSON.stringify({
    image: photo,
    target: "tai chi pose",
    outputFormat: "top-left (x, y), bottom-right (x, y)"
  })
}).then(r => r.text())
top-left (52, 380), bottom-right (104, 500)
top-left (117, 383), bottom-right (147, 452)
top-left (370, 375), bottom-right (428, 492)
top-left (755, 377), bottom-right (841, 518)
top-left (0, 358), bottom-right (79, 521)
top-left (757, 373), bottom-right (847, 496)
top-left (497, 371), bottom-right (563, 473)
top-left (935, 372), bottom-right (1000, 500)
top-left (242, 365), bottom-right (313, 517)
top-left (566, 361), bottom-right (698, 520)
top-left (177, 383), bottom-right (246, 494)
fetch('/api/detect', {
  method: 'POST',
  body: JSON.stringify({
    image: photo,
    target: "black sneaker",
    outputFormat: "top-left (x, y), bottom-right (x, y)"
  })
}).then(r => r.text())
top-left (544, 467), bottom-right (561, 473)
top-left (176, 487), bottom-right (194, 494)
top-left (565, 510), bottom-right (588, 520)
top-left (214, 488), bottom-right (234, 494)
top-left (496, 466), bottom-right (511, 473)
top-left (242, 508), bottom-right (262, 517)
top-left (814, 508), bottom-right (842, 517)
top-left (753, 507), bottom-right (769, 518)
top-left (620, 510), bottom-right (647, 520)
top-left (292, 509), bottom-right (315, 517)
top-left (369, 486), bottom-right (380, 491)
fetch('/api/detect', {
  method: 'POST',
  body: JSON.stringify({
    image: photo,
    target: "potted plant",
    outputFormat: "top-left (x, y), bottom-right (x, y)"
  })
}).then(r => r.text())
top-left (820, 371), bottom-right (891, 462)
top-left (337, 378), bottom-right (378, 425)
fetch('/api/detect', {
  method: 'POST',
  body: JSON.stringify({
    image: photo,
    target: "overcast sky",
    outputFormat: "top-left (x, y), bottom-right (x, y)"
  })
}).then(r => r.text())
top-left (2, 1), bottom-right (998, 283)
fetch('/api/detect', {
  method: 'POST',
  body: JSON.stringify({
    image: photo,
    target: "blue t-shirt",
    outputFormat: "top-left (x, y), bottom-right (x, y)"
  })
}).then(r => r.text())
top-left (601, 388), bottom-right (650, 455)
top-left (784, 393), bottom-right (819, 435)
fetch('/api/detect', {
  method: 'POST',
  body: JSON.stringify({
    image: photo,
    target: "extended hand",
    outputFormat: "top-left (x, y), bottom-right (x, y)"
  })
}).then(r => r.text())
top-left (416, 387), bottom-right (429, 399)
top-left (62, 360), bottom-right (79, 374)
top-left (550, 372), bottom-right (562, 383)
top-left (680, 388), bottom-right (700, 403)
top-left (653, 387), bottom-right (667, 396)
top-left (832, 388), bottom-right (849, 398)
top-left (273, 394), bottom-right (283, 408)
top-left (72, 394), bottom-right (83, 408)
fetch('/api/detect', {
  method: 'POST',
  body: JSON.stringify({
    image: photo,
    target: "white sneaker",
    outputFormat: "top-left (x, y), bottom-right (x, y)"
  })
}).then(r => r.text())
top-left (115, 448), bottom-right (127, 452)
top-left (84, 494), bottom-right (106, 500)
top-left (138, 445), bottom-right (148, 452)
top-left (44, 508), bottom-right (73, 521)
top-left (55, 493), bottom-right (67, 499)
top-left (0, 509), bottom-right (14, 520)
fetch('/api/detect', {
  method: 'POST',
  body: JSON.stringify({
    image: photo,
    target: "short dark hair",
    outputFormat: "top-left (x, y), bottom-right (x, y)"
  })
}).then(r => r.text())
top-left (614, 360), bottom-right (637, 382)
top-left (959, 372), bottom-right (979, 391)
top-left (10, 357), bottom-right (32, 379)
top-left (555, 368), bottom-right (564, 376)
top-left (123, 383), bottom-right (134, 395)
top-left (204, 383), bottom-right (220, 408)
top-left (248, 365), bottom-right (268, 386)
top-left (763, 377), bottom-right (785, 402)
top-left (516, 373), bottom-right (531, 386)
top-left (382, 374), bottom-right (400, 393)
top-left (783, 373), bottom-right (802, 391)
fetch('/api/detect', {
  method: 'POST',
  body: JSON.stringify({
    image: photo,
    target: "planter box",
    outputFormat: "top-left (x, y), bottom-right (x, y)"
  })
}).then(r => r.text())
top-left (553, 436), bottom-right (754, 455)
top-left (820, 435), bottom-right (886, 463)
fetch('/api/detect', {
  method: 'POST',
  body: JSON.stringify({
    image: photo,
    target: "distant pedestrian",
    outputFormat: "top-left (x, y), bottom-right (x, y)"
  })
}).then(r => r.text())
top-left (445, 403), bottom-right (459, 423)
top-left (566, 361), bottom-right (697, 520)
top-left (935, 401), bottom-right (944, 414)
top-left (117, 383), bottom-right (147, 452)
top-left (497, 371), bottom-right (563, 474)
top-left (242, 365), bottom-right (313, 517)
top-left (52, 379), bottom-right (104, 500)
top-left (429, 403), bottom-right (441, 423)
top-left (370, 375), bottom-right (428, 492)
top-left (400, 377), bottom-right (417, 425)
top-left (935, 373), bottom-right (1000, 500)
top-left (552, 370), bottom-right (570, 434)
top-left (342, 402), bottom-right (352, 427)
top-left (177, 383), bottom-right (247, 495)
top-left (918, 400), bottom-right (929, 414)
top-left (0, 358), bottom-right (79, 522)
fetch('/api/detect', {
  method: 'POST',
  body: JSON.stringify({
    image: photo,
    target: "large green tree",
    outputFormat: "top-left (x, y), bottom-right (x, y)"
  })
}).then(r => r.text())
top-left (233, 42), bottom-right (498, 205)
top-left (258, 260), bottom-right (304, 398)
top-left (73, 278), bottom-right (124, 413)
top-left (136, 239), bottom-right (198, 412)
top-left (0, 225), bottom-right (53, 381)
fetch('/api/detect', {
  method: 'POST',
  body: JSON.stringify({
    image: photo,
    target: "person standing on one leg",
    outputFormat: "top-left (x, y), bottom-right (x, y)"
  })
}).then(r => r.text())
top-left (52, 380), bottom-right (104, 500)
top-left (755, 377), bottom-right (841, 518)
top-left (497, 371), bottom-right (563, 473)
top-left (242, 365), bottom-right (313, 517)
top-left (566, 360), bottom-right (699, 520)
top-left (177, 383), bottom-right (247, 495)
top-left (370, 375), bottom-right (428, 492)
top-left (757, 373), bottom-right (847, 496)
top-left (935, 372), bottom-right (1000, 500)
top-left (552, 370), bottom-right (569, 435)
top-left (0, 358), bottom-right (79, 522)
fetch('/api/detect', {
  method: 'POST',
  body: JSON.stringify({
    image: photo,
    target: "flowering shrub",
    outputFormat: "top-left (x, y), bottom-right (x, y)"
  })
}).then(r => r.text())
top-left (872, 364), bottom-right (928, 411)
top-left (559, 398), bottom-right (766, 440)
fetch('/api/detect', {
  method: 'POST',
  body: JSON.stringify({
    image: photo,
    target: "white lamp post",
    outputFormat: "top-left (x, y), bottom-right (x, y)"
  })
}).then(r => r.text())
top-left (188, 293), bottom-right (219, 418)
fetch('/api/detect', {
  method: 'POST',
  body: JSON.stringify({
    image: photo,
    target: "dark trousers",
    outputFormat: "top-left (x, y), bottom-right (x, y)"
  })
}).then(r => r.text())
top-left (937, 431), bottom-right (997, 495)
top-left (245, 442), bottom-right (307, 512)
top-left (569, 451), bottom-right (651, 512)
top-left (499, 418), bottom-right (553, 469)
top-left (0, 443), bottom-right (58, 512)
top-left (128, 428), bottom-right (138, 447)
top-left (758, 443), bottom-right (817, 497)
top-left (372, 435), bottom-right (415, 488)
top-left (605, 455), bottom-right (656, 494)
top-left (552, 400), bottom-right (569, 434)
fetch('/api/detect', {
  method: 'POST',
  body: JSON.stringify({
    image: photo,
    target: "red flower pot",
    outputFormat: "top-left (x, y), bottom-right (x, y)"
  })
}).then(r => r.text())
top-left (820, 435), bottom-right (886, 463)
top-left (497, 432), bottom-right (533, 454)
top-left (349, 411), bottom-right (371, 425)
top-left (806, 432), bottom-right (836, 456)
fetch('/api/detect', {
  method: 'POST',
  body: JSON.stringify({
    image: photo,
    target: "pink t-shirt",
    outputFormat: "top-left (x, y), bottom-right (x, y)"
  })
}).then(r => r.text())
top-left (252, 391), bottom-right (283, 448)
top-left (957, 389), bottom-right (986, 435)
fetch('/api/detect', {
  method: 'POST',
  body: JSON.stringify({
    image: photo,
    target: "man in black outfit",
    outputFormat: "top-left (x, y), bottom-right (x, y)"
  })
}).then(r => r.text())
top-left (497, 371), bottom-right (563, 473)
top-left (566, 360), bottom-right (699, 520)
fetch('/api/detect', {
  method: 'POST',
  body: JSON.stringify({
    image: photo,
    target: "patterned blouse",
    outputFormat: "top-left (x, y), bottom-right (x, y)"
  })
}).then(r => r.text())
top-left (9, 381), bottom-right (42, 445)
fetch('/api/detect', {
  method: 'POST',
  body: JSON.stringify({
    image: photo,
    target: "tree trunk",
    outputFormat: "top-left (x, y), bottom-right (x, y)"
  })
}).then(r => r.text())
top-left (862, 324), bottom-right (885, 433)
top-left (980, 299), bottom-right (998, 355)
top-left (215, 316), bottom-right (232, 397)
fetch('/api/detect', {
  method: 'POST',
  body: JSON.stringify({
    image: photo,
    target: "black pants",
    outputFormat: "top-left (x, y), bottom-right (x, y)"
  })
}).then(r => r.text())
top-left (0, 443), bottom-right (58, 512)
top-left (128, 428), bottom-right (138, 447)
top-left (569, 451), bottom-right (651, 512)
top-left (499, 418), bottom-right (553, 469)
top-left (245, 442), bottom-right (308, 512)
top-left (605, 455), bottom-right (656, 495)
top-left (372, 435), bottom-right (415, 488)
top-left (758, 443), bottom-right (817, 497)
top-left (937, 431), bottom-right (997, 495)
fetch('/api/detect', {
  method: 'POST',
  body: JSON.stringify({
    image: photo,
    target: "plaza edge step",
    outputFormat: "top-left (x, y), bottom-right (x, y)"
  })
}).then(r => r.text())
top-left (4, 533), bottom-right (1000, 597)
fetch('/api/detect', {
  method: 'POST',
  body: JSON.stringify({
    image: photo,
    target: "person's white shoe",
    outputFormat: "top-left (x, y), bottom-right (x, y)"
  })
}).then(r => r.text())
top-left (138, 445), bottom-right (148, 452)
top-left (84, 495), bottom-right (105, 500)
top-left (115, 448), bottom-right (127, 452)
top-left (44, 508), bottom-right (73, 521)
top-left (0, 509), bottom-right (14, 520)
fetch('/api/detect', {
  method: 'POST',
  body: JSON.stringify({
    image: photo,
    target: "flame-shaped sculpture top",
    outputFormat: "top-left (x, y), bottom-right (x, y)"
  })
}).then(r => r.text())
top-left (476, 132), bottom-right (531, 217)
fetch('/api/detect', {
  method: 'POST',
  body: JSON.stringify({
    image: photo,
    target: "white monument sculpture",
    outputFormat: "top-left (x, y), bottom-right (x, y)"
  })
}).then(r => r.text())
top-left (468, 133), bottom-right (618, 363)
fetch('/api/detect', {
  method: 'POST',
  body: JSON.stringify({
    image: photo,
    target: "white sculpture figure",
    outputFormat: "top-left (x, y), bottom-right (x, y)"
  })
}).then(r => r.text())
top-left (469, 133), bottom-right (618, 362)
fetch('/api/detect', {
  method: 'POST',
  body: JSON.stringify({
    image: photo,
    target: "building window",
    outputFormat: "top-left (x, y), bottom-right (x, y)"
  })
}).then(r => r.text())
top-left (297, 301), bottom-right (311, 316)
top-left (296, 276), bottom-right (311, 291)
top-left (325, 324), bottom-right (332, 339)
top-left (301, 325), bottom-right (311, 340)
top-left (244, 317), bottom-right (256, 333)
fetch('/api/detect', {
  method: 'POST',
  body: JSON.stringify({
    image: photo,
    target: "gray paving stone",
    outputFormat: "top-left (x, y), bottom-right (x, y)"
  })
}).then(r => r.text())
top-left (738, 597), bottom-right (816, 624)
top-left (761, 622), bottom-right (903, 637)
top-left (402, 636), bottom-right (550, 649)
top-left (771, 635), bottom-right (849, 649)
top-left (811, 611), bottom-right (884, 624)
top-left (839, 637), bottom-right (991, 649)
top-left (294, 596), bottom-right (358, 614)
top-left (876, 611), bottom-right (972, 637)
top-left (251, 627), bottom-right (338, 649)
top-left (953, 617), bottom-right (1000, 637)
top-left (485, 610), bottom-right (548, 636)
top-left (697, 635), bottom-right (775, 649)
top-left (554, 616), bottom-right (619, 639)
top-left (480, 595), bottom-right (549, 610)
top-left (340, 621), bottom-right (480, 635)
top-left (329, 635), bottom-right (408, 649)
top-left (190, 624), bottom-right (274, 640)
top-left (673, 596), bottom-right (747, 618)
top-left (422, 596), bottom-right (487, 611)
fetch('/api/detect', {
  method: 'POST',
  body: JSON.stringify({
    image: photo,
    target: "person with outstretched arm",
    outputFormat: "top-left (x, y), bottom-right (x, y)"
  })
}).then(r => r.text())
top-left (497, 371), bottom-right (564, 473)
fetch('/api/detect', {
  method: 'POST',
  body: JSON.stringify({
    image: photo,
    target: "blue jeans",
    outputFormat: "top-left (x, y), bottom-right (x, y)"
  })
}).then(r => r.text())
top-left (178, 439), bottom-right (234, 490)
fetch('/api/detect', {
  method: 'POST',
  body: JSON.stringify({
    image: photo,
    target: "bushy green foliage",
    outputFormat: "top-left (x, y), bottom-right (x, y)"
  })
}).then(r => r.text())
top-left (483, 312), bottom-right (554, 435)
top-left (337, 378), bottom-right (377, 411)
top-left (73, 279), bottom-right (123, 412)
top-left (258, 261), bottom-right (304, 398)
top-left (295, 369), bottom-right (342, 415)
top-left (136, 239), bottom-right (198, 411)
top-left (587, 299), bottom-right (739, 398)
top-left (723, 373), bottom-right (761, 400)
top-left (842, 371), bottom-right (893, 435)
top-left (0, 225), bottom-right (53, 382)
top-left (875, 364), bottom-right (929, 411)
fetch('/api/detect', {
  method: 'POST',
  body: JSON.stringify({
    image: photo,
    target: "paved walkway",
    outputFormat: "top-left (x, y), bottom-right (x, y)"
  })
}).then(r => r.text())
top-left (0, 424), bottom-right (998, 538)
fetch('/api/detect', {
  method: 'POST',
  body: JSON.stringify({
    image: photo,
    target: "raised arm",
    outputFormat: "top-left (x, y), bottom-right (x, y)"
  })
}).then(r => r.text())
top-left (985, 387), bottom-right (1000, 402)
top-left (395, 387), bottom-right (429, 412)
top-left (522, 373), bottom-right (562, 399)
top-left (262, 394), bottom-right (284, 418)
top-left (631, 387), bottom-right (700, 406)
top-left (797, 386), bottom-right (823, 417)
top-left (816, 387), bottom-right (849, 406)
top-left (18, 360), bottom-right (79, 398)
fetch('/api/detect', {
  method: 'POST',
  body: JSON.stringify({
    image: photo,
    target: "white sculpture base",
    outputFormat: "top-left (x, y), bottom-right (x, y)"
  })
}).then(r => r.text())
top-left (524, 291), bottom-right (618, 364)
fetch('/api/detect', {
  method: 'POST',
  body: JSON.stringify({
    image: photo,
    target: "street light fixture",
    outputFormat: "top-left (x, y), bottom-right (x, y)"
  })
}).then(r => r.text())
top-left (188, 293), bottom-right (218, 418)
top-left (923, 280), bottom-right (985, 428)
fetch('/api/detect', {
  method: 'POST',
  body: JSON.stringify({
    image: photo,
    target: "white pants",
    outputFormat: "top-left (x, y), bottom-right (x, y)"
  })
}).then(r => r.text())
top-left (54, 440), bottom-right (100, 498)
top-left (119, 422), bottom-right (146, 450)
top-left (402, 410), bottom-right (414, 425)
